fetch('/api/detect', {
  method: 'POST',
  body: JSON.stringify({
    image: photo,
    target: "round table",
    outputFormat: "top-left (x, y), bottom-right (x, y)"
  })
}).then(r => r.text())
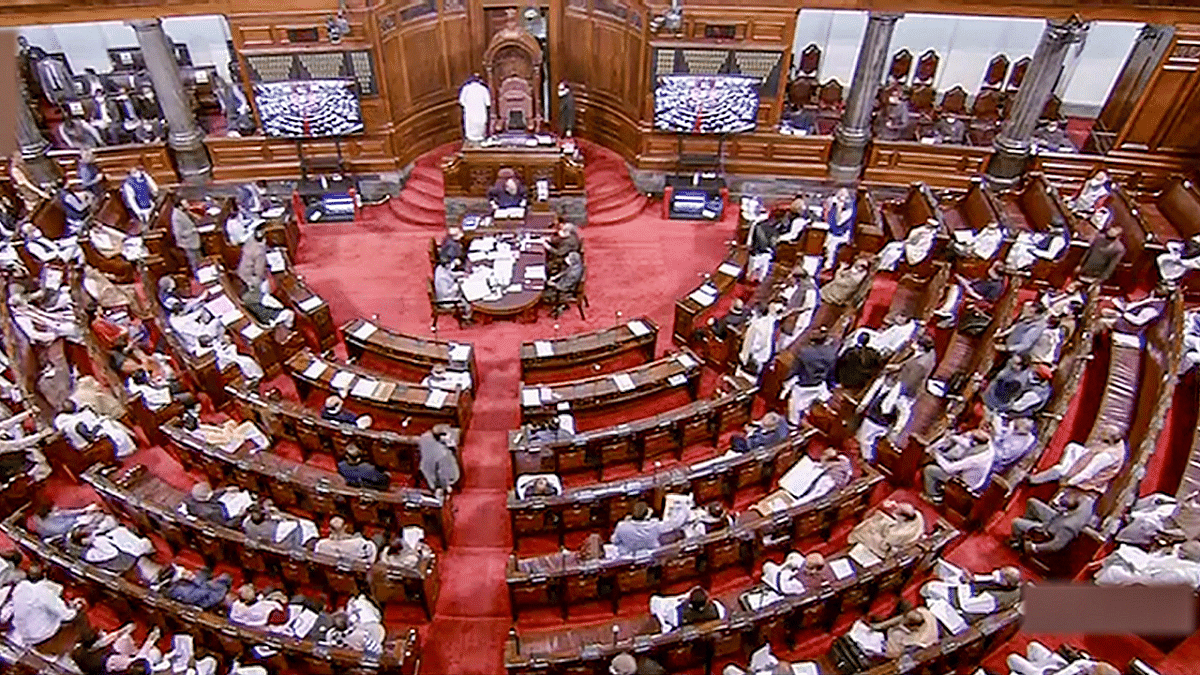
top-left (468, 234), bottom-right (547, 323)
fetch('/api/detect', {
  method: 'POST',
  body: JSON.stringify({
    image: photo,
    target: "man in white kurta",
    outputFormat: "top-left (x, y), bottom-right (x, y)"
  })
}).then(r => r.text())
top-left (54, 404), bottom-right (137, 458)
top-left (458, 78), bottom-right (492, 142)
top-left (2, 576), bottom-right (79, 646)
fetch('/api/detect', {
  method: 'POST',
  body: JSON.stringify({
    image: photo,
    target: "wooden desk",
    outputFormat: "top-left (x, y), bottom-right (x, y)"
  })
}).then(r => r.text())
top-left (673, 247), bottom-right (748, 345)
top-left (162, 420), bottom-right (453, 548)
top-left (509, 384), bottom-right (757, 482)
top-left (519, 349), bottom-right (702, 426)
top-left (507, 457), bottom-right (883, 618)
top-left (465, 232), bottom-right (549, 324)
top-left (344, 318), bottom-right (478, 393)
top-left (504, 521), bottom-right (958, 675)
top-left (1, 508), bottom-right (421, 675)
top-left (520, 318), bottom-right (657, 383)
top-left (269, 251), bottom-right (336, 354)
top-left (83, 463), bottom-right (439, 618)
top-left (286, 350), bottom-right (472, 432)
top-left (442, 145), bottom-right (584, 198)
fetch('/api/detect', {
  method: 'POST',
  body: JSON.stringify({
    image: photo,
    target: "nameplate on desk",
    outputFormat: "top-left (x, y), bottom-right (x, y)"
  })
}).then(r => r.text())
top-left (351, 378), bottom-right (378, 398)
top-left (265, 250), bottom-right (286, 272)
top-left (626, 320), bottom-right (651, 337)
top-left (297, 295), bottom-right (323, 312)
top-left (687, 288), bottom-right (717, 307)
top-left (676, 353), bottom-right (699, 370)
top-left (612, 373), bottom-right (636, 392)
top-left (425, 389), bottom-right (448, 409)
top-left (534, 340), bottom-right (554, 358)
top-left (521, 388), bottom-right (540, 407)
top-left (829, 557), bottom-right (854, 580)
top-left (717, 262), bottom-right (742, 277)
top-left (848, 542), bottom-right (882, 568)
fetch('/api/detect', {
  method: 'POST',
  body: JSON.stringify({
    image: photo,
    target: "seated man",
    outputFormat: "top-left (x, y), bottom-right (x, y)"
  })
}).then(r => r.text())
top-left (1, 565), bottom-right (85, 647)
top-left (950, 220), bottom-right (1007, 262)
top-left (519, 475), bottom-right (561, 498)
top-left (609, 652), bottom-right (667, 675)
top-left (704, 297), bottom-right (748, 341)
top-left (730, 412), bottom-right (789, 454)
top-left (438, 227), bottom-right (466, 265)
top-left (848, 500), bottom-right (925, 559)
top-left (433, 259), bottom-right (472, 320)
top-left (1029, 425), bottom-right (1126, 494)
top-left (763, 551), bottom-right (833, 595)
top-left (59, 185), bottom-right (93, 235)
top-left (821, 188), bottom-right (857, 271)
top-left (120, 164), bottom-right (158, 225)
top-left (990, 417), bottom-right (1039, 474)
top-left (1096, 540), bottom-right (1200, 588)
top-left (313, 516), bottom-right (379, 565)
top-left (778, 448), bottom-right (853, 506)
top-left (543, 222), bottom-right (582, 273)
top-left (28, 503), bottom-right (106, 541)
top-left (419, 424), bottom-right (460, 493)
top-left (543, 251), bottom-right (584, 318)
top-left (1155, 233), bottom-right (1200, 284)
top-left (846, 311), bottom-right (919, 359)
top-left (996, 304), bottom-right (1050, 359)
top-left (422, 364), bottom-right (472, 392)
top-left (487, 173), bottom-right (528, 214)
top-left (1039, 280), bottom-right (1086, 320)
top-left (64, 519), bottom-right (161, 583)
top-left (337, 444), bottom-right (391, 491)
top-left (982, 355), bottom-right (1051, 418)
top-left (241, 501), bottom-right (319, 553)
top-left (920, 561), bottom-right (1022, 622)
top-left (1008, 642), bottom-right (1120, 675)
top-left (836, 332), bottom-right (886, 391)
top-left (1069, 172), bottom-right (1112, 217)
top-left (933, 263), bottom-right (1008, 329)
top-left (126, 365), bottom-right (196, 413)
top-left (1009, 488), bottom-right (1096, 555)
top-left (1006, 220), bottom-right (1071, 272)
top-left (927, 113), bottom-right (966, 145)
top-left (923, 424), bottom-right (997, 502)
top-left (180, 481), bottom-right (255, 528)
top-left (167, 303), bottom-right (264, 384)
top-left (879, 220), bottom-right (939, 271)
top-left (678, 587), bottom-right (720, 626)
top-left (611, 500), bottom-right (688, 556)
top-left (320, 594), bottom-right (386, 657)
top-left (181, 415), bottom-right (269, 455)
top-left (53, 400), bottom-right (137, 459)
top-left (820, 255), bottom-right (875, 307)
top-left (1076, 225), bottom-right (1125, 285)
top-left (228, 584), bottom-right (286, 628)
top-left (1031, 119), bottom-right (1076, 153)
top-left (844, 601), bottom-right (939, 662)
top-left (322, 395), bottom-right (368, 427)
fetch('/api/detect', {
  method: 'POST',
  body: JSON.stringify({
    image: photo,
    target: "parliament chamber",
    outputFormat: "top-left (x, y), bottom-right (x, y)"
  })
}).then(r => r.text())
top-left (5, 0), bottom-right (1200, 674)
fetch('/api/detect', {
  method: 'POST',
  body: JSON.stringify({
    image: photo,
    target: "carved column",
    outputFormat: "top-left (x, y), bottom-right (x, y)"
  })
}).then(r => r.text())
top-left (129, 18), bottom-right (212, 182)
top-left (986, 17), bottom-right (1090, 185)
top-left (16, 89), bottom-right (59, 186)
top-left (828, 12), bottom-right (903, 183)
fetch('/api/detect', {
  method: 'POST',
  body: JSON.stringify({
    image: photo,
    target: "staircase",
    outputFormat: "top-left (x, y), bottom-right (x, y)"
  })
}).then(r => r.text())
top-left (388, 144), bottom-right (455, 227)
top-left (581, 141), bottom-right (648, 226)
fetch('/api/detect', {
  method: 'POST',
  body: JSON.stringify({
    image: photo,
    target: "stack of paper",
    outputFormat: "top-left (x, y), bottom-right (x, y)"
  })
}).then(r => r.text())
top-left (524, 265), bottom-right (547, 280)
top-left (265, 250), bottom-right (286, 272)
top-left (351, 378), bottom-right (378, 398)
top-left (205, 295), bottom-right (236, 317)
top-left (612, 373), bottom-right (636, 392)
top-left (677, 353), bottom-right (699, 370)
top-left (448, 343), bottom-right (471, 362)
top-left (263, 206), bottom-right (286, 219)
top-left (425, 389), bottom-right (448, 409)
top-left (687, 286), bottom-right (718, 306)
top-left (521, 388), bottom-right (540, 407)
top-left (330, 371), bottom-right (356, 390)
top-left (297, 296), bottom-right (323, 312)
top-left (848, 543), bottom-right (882, 568)
top-left (302, 360), bottom-right (329, 380)
top-left (829, 558), bottom-right (855, 580)
top-left (667, 373), bottom-right (687, 387)
top-left (534, 340), bottom-right (554, 357)
top-left (196, 266), bottom-right (219, 285)
top-left (539, 386), bottom-right (554, 403)
top-left (627, 320), bottom-right (651, 337)
top-left (351, 322), bottom-right (378, 340)
top-left (717, 262), bottom-right (742, 277)
top-left (241, 324), bottom-right (265, 340)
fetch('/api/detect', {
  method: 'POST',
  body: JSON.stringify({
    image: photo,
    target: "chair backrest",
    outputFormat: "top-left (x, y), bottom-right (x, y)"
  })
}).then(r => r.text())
top-left (910, 85), bottom-right (936, 115)
top-left (1018, 173), bottom-right (1067, 231)
top-left (818, 79), bottom-right (844, 108)
top-left (788, 79), bottom-right (815, 108)
top-left (798, 43), bottom-right (821, 76)
top-left (961, 180), bottom-right (1000, 229)
top-left (1007, 57), bottom-right (1031, 92)
top-left (972, 89), bottom-right (1002, 120)
top-left (913, 49), bottom-right (939, 85)
top-left (1157, 177), bottom-right (1200, 239)
top-left (1041, 94), bottom-right (1062, 122)
top-left (940, 86), bottom-right (968, 116)
top-left (982, 54), bottom-right (1010, 90)
top-left (889, 48), bottom-right (914, 84)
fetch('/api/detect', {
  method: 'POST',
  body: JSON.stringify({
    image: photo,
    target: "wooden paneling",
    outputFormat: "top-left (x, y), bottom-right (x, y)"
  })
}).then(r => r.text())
top-left (862, 141), bottom-right (993, 189)
top-left (635, 130), bottom-right (831, 179)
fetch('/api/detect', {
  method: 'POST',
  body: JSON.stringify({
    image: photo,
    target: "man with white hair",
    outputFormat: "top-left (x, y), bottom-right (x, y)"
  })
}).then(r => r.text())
top-left (313, 516), bottom-right (378, 565)
top-left (180, 480), bottom-right (255, 528)
top-left (1, 564), bottom-right (83, 647)
top-left (1007, 642), bottom-right (1120, 675)
top-left (923, 423), bottom-right (997, 503)
top-left (1068, 171), bottom-right (1112, 217)
top-left (608, 651), bottom-right (667, 675)
top-left (1029, 425), bottom-right (1127, 495)
top-left (848, 500), bottom-right (925, 559)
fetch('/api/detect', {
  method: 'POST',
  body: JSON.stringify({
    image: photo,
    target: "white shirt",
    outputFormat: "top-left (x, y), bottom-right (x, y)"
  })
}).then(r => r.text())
top-left (3, 579), bottom-right (77, 646)
top-left (229, 597), bottom-right (283, 628)
top-left (932, 434), bottom-right (996, 491)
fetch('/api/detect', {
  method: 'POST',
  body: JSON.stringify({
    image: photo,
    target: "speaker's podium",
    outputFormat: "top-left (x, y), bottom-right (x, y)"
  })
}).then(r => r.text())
top-left (292, 142), bottom-right (358, 224)
top-left (440, 134), bottom-right (586, 226)
top-left (664, 173), bottom-right (728, 220)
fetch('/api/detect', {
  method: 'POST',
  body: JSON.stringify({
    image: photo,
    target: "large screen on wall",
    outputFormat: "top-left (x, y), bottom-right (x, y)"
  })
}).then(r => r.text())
top-left (253, 79), bottom-right (365, 138)
top-left (654, 75), bottom-right (759, 134)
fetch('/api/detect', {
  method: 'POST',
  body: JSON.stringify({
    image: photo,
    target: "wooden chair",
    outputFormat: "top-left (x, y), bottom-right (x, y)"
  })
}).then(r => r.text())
top-left (1007, 56), bottom-right (1031, 95)
top-left (889, 48), bottom-right (914, 85)
top-left (558, 277), bottom-right (590, 320)
top-left (913, 49), bottom-right (940, 85)
top-left (427, 278), bottom-right (464, 329)
top-left (982, 54), bottom-right (1010, 91)
top-left (940, 86), bottom-right (969, 117)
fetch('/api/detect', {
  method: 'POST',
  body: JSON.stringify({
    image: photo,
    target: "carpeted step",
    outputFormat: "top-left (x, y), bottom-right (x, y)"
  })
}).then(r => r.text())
top-left (584, 159), bottom-right (627, 178)
top-left (405, 173), bottom-right (445, 197)
top-left (588, 195), bottom-right (648, 225)
top-left (588, 186), bottom-right (645, 214)
top-left (409, 164), bottom-right (445, 185)
top-left (586, 178), bottom-right (641, 204)
top-left (388, 197), bottom-right (444, 227)
top-left (397, 186), bottom-right (445, 216)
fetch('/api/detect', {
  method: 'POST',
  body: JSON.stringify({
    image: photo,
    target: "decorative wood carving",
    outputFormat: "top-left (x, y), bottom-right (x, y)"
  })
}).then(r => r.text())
top-left (483, 9), bottom-right (544, 133)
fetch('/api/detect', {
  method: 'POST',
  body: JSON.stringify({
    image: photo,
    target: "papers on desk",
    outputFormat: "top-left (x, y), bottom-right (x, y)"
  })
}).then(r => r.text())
top-left (688, 283), bottom-right (718, 307)
top-left (791, 663), bottom-right (819, 675)
top-left (626, 320), bottom-right (651, 337)
top-left (205, 295), bottom-right (236, 318)
top-left (330, 371), bottom-right (356, 390)
top-left (241, 324), bottom-right (265, 340)
top-left (266, 250), bottom-right (286, 273)
top-left (196, 265), bottom-right (219, 285)
top-left (302, 360), bottom-right (330, 380)
top-left (829, 558), bottom-right (855, 580)
top-left (676, 353), bottom-right (699, 370)
top-left (469, 237), bottom-right (496, 253)
top-left (351, 322), bottom-right (378, 340)
top-left (953, 229), bottom-right (975, 244)
top-left (505, 283), bottom-right (522, 293)
top-left (425, 389), bottom-right (448, 409)
top-left (297, 295), bottom-right (323, 312)
top-left (612, 373), bottom-right (636, 392)
top-left (351, 378), bottom-right (378, 398)
top-left (494, 259), bottom-right (515, 286)
top-left (848, 542), bottom-right (882, 568)
top-left (467, 250), bottom-right (489, 263)
top-left (663, 493), bottom-right (694, 523)
top-left (461, 274), bottom-right (493, 302)
top-left (667, 373), bottom-right (687, 388)
top-left (534, 340), bottom-right (554, 358)
top-left (540, 386), bottom-right (554, 403)
top-left (448, 343), bottom-right (471, 362)
top-left (495, 206), bottom-right (526, 219)
top-left (742, 587), bottom-right (785, 611)
top-left (524, 265), bottom-right (547, 281)
top-left (778, 455), bottom-right (819, 498)
top-left (263, 206), bottom-right (286, 219)
top-left (535, 134), bottom-right (555, 145)
top-left (928, 599), bottom-right (969, 635)
top-left (718, 262), bottom-right (743, 278)
top-left (521, 388), bottom-right (541, 407)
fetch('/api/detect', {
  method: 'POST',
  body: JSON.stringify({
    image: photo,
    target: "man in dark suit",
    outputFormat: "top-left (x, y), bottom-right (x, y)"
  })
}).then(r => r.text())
top-left (337, 444), bottom-right (391, 491)
top-left (544, 251), bottom-right (584, 318)
top-left (1009, 488), bottom-right (1096, 555)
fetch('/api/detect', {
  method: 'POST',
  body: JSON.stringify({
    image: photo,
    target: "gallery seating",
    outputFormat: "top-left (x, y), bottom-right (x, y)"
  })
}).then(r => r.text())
top-left (1, 507), bottom-right (421, 675)
top-left (503, 521), bottom-right (958, 675)
top-left (161, 419), bottom-right (453, 547)
top-left (510, 381), bottom-right (754, 481)
top-left (82, 463), bottom-right (440, 618)
top-left (506, 455), bottom-right (882, 617)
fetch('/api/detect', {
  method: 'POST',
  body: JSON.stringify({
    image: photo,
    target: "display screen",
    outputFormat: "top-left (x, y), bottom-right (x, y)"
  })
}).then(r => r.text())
top-left (253, 79), bottom-right (364, 138)
top-left (654, 75), bottom-right (759, 134)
